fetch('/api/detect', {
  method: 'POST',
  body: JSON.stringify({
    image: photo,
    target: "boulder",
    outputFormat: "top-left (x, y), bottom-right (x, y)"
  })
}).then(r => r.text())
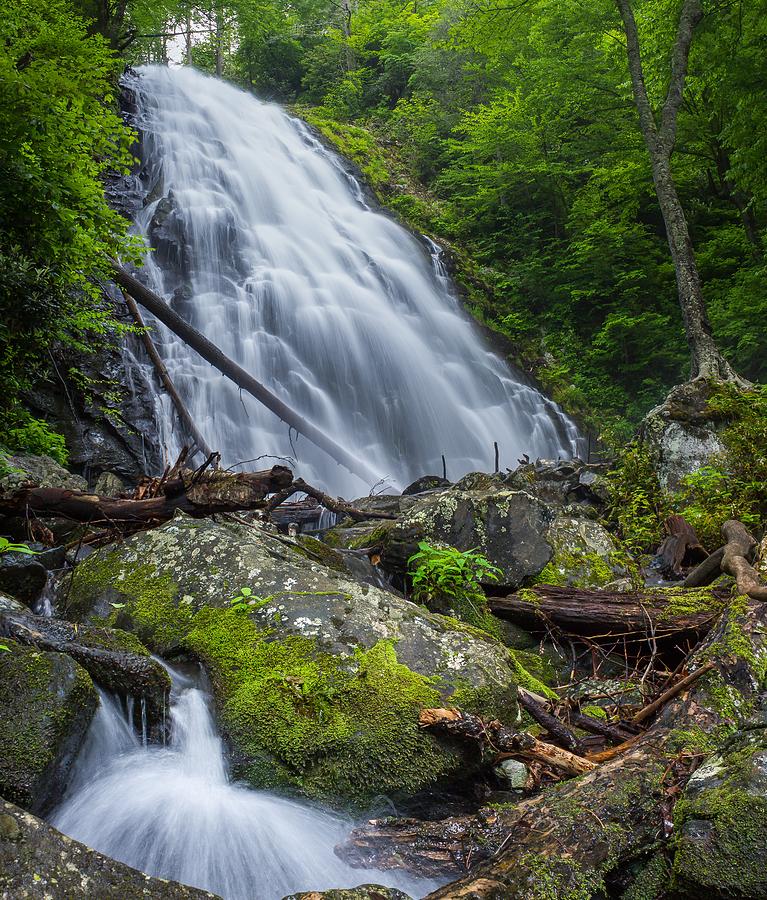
top-left (640, 381), bottom-right (728, 491)
top-left (0, 552), bottom-right (48, 604)
top-left (0, 454), bottom-right (87, 494)
top-left (283, 888), bottom-right (411, 900)
top-left (0, 641), bottom-right (97, 813)
top-left (505, 458), bottom-right (609, 509)
top-left (402, 475), bottom-right (451, 496)
top-left (0, 798), bottom-right (217, 899)
top-left (67, 513), bottom-right (520, 807)
top-left (671, 725), bottom-right (767, 897)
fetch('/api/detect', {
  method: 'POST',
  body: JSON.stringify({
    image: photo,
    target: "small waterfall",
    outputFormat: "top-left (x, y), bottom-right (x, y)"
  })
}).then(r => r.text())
top-left (123, 65), bottom-right (583, 495)
top-left (50, 665), bottom-right (439, 900)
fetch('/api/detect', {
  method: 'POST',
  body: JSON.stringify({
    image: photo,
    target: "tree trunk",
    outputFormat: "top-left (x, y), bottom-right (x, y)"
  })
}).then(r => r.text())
top-left (0, 466), bottom-right (293, 528)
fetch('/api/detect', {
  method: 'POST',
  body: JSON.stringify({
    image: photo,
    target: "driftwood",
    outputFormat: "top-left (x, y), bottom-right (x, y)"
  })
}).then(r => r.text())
top-left (0, 611), bottom-right (170, 739)
top-left (341, 600), bottom-right (767, 892)
top-left (654, 514), bottom-right (708, 577)
top-left (0, 466), bottom-right (293, 528)
top-left (122, 289), bottom-right (214, 463)
top-left (683, 519), bottom-right (767, 601)
top-left (267, 477), bottom-right (397, 523)
top-left (112, 263), bottom-right (382, 487)
top-left (419, 707), bottom-right (596, 778)
top-left (489, 585), bottom-right (727, 637)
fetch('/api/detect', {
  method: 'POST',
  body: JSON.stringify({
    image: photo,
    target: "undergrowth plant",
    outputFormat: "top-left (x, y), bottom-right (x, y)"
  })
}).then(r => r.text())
top-left (408, 542), bottom-right (503, 638)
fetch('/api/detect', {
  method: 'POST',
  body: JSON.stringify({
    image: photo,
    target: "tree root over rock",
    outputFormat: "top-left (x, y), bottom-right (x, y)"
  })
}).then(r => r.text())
top-left (340, 597), bottom-right (767, 898)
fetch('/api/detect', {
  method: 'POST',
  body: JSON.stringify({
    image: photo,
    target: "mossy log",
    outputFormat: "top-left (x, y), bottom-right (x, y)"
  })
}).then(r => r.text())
top-left (0, 465), bottom-right (293, 528)
top-left (0, 610), bottom-right (170, 739)
top-left (489, 585), bottom-right (727, 637)
top-left (340, 597), bottom-right (767, 898)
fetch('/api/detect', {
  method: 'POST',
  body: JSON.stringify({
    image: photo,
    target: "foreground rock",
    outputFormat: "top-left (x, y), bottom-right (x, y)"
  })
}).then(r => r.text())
top-left (0, 798), bottom-right (218, 898)
top-left (0, 642), bottom-right (97, 813)
top-left (68, 513), bottom-right (523, 806)
top-left (283, 888), bottom-right (411, 900)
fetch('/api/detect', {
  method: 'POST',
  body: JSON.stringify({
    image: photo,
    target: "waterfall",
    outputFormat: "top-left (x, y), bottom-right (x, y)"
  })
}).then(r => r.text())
top-left (124, 65), bottom-right (582, 495)
top-left (50, 665), bottom-right (440, 899)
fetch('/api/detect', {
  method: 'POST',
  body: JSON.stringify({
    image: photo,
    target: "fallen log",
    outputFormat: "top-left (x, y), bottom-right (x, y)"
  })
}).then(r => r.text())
top-left (0, 610), bottom-right (170, 739)
top-left (112, 263), bottom-right (382, 487)
top-left (489, 585), bottom-right (728, 638)
top-left (267, 477), bottom-right (397, 523)
top-left (341, 599), bottom-right (767, 896)
top-left (419, 707), bottom-right (596, 777)
top-left (122, 289), bottom-right (214, 463)
top-left (0, 466), bottom-right (293, 528)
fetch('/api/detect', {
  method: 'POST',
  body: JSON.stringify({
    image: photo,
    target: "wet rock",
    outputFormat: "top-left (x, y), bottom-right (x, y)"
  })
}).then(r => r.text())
top-left (402, 475), bottom-right (451, 496)
top-left (94, 470), bottom-right (129, 497)
top-left (381, 487), bottom-right (555, 589)
top-left (494, 758), bottom-right (529, 791)
top-left (0, 641), bottom-right (97, 813)
top-left (0, 798), bottom-right (218, 899)
top-left (505, 457), bottom-right (609, 509)
top-left (283, 888), bottom-right (411, 900)
top-left (0, 553), bottom-right (48, 604)
top-left (640, 381), bottom-right (729, 491)
top-left (672, 727), bottom-right (767, 897)
top-left (0, 454), bottom-right (87, 494)
top-left (67, 513), bottom-right (520, 806)
top-left (0, 592), bottom-right (27, 614)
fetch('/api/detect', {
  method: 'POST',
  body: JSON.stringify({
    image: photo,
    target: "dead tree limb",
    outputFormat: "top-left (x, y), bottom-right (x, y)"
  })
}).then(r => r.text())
top-left (517, 688), bottom-right (582, 753)
top-left (419, 707), bottom-right (596, 777)
top-left (111, 263), bottom-right (382, 487)
top-left (122, 290), bottom-right (215, 463)
top-left (267, 477), bottom-right (397, 522)
top-left (489, 585), bottom-right (727, 637)
top-left (683, 546), bottom-right (725, 587)
top-left (630, 661), bottom-right (715, 725)
top-left (0, 466), bottom-right (293, 527)
top-left (721, 519), bottom-right (767, 601)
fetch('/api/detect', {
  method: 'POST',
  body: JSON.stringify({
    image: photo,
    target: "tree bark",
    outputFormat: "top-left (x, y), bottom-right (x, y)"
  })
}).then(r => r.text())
top-left (720, 519), bottom-right (767, 601)
top-left (0, 466), bottom-right (293, 528)
top-left (111, 263), bottom-right (383, 487)
top-left (615, 0), bottom-right (746, 384)
top-left (489, 585), bottom-right (727, 637)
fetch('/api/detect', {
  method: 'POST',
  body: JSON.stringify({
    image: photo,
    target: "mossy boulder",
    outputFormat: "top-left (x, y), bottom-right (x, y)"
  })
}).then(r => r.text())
top-left (283, 888), bottom-right (410, 900)
top-left (67, 514), bottom-right (521, 807)
top-left (0, 799), bottom-right (217, 899)
top-left (534, 516), bottom-right (637, 589)
top-left (672, 726), bottom-right (767, 897)
top-left (0, 641), bottom-right (97, 813)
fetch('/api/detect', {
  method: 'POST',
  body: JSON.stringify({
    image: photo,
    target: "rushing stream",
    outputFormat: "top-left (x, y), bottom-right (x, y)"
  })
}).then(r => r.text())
top-left (124, 64), bottom-right (582, 495)
top-left (51, 665), bottom-right (440, 899)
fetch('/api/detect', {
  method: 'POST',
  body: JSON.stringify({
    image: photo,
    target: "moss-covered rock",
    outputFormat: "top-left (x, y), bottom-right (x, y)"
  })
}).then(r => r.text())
top-left (283, 888), bottom-right (410, 900)
top-left (67, 514), bottom-right (520, 806)
top-left (0, 798), bottom-right (217, 899)
top-left (0, 640), bottom-right (97, 813)
top-left (672, 727), bottom-right (767, 897)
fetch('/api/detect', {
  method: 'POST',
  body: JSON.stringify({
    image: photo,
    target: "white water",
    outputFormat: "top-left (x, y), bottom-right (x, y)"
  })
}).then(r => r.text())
top-left (125, 65), bottom-right (582, 495)
top-left (51, 667), bottom-right (439, 899)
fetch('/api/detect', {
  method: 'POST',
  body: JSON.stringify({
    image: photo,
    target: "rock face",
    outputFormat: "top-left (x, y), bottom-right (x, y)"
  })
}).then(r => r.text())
top-left (0, 641), bottom-right (97, 813)
top-left (672, 726), bottom-right (767, 897)
top-left (67, 513), bottom-right (519, 806)
top-left (0, 454), bottom-right (87, 493)
top-left (0, 799), bottom-right (218, 899)
top-left (640, 381), bottom-right (728, 491)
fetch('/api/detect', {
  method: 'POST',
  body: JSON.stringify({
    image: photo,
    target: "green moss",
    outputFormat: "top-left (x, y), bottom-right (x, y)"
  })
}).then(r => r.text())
top-left (653, 586), bottom-right (727, 622)
top-left (184, 608), bottom-right (453, 805)
top-left (517, 851), bottom-right (604, 900)
top-left (509, 649), bottom-right (557, 699)
top-left (535, 549), bottom-right (621, 589)
top-left (620, 853), bottom-right (672, 900)
top-left (292, 535), bottom-right (347, 572)
top-left (347, 521), bottom-right (394, 550)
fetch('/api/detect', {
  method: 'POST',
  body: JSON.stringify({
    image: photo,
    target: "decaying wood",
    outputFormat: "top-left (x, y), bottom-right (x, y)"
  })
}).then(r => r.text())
top-left (721, 519), bottom-right (767, 601)
top-left (519, 688), bottom-right (636, 746)
top-left (565, 707), bottom-right (637, 745)
top-left (655, 514), bottom-right (708, 577)
top-left (341, 599), bottom-right (767, 893)
top-left (267, 477), bottom-right (397, 523)
top-left (517, 687), bottom-right (581, 753)
top-left (0, 466), bottom-right (293, 528)
top-left (112, 263), bottom-right (382, 486)
top-left (489, 585), bottom-right (727, 637)
top-left (418, 707), bottom-right (596, 778)
top-left (630, 660), bottom-right (715, 725)
top-left (682, 520), bottom-right (767, 601)
top-left (122, 289), bottom-right (215, 463)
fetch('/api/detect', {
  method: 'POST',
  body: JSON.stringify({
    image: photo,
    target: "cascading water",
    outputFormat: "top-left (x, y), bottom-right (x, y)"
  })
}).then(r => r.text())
top-left (124, 65), bottom-right (583, 495)
top-left (51, 665), bottom-right (440, 899)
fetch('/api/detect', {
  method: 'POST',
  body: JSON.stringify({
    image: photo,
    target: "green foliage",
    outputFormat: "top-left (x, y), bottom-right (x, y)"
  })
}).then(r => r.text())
top-left (605, 444), bottom-right (670, 556)
top-left (229, 586), bottom-right (270, 612)
top-left (0, 538), bottom-right (37, 556)
top-left (408, 541), bottom-right (503, 637)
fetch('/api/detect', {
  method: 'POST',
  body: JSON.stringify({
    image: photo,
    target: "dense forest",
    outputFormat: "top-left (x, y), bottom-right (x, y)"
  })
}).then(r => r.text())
top-left (3, 2), bottom-right (767, 899)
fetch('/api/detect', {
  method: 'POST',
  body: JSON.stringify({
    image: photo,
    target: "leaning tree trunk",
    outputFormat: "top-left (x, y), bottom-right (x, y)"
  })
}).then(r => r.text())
top-left (340, 597), bottom-right (767, 897)
top-left (615, 0), bottom-right (746, 384)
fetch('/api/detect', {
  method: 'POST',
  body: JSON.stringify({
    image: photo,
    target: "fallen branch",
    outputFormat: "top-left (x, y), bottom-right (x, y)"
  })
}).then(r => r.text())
top-left (721, 519), bottom-right (767, 601)
top-left (630, 661), bottom-right (715, 725)
top-left (0, 466), bottom-right (293, 528)
top-left (112, 263), bottom-right (382, 487)
top-left (267, 477), bottom-right (397, 523)
top-left (419, 707), bottom-right (596, 777)
top-left (517, 687), bottom-right (582, 753)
